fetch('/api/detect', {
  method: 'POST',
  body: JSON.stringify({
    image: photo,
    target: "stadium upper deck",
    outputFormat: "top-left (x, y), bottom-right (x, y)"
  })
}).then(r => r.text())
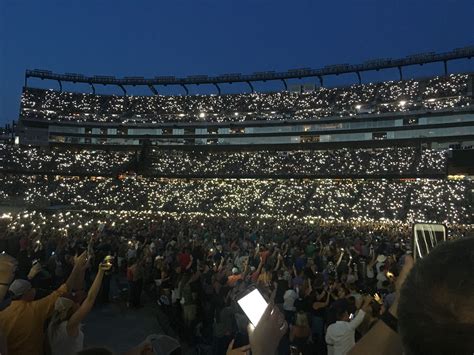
top-left (17, 48), bottom-right (474, 148)
top-left (20, 74), bottom-right (473, 124)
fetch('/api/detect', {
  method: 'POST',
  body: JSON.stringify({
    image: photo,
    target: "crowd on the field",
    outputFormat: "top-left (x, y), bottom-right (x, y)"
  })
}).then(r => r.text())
top-left (0, 208), bottom-right (473, 355)
top-left (0, 145), bottom-right (449, 177)
top-left (20, 74), bottom-right (473, 124)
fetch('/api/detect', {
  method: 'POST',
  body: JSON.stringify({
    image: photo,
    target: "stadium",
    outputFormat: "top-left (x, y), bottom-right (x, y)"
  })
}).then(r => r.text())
top-left (1, 27), bottom-right (474, 355)
top-left (2, 47), bottom-right (473, 225)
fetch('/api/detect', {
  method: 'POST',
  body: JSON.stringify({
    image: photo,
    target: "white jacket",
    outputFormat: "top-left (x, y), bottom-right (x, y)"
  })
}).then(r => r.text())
top-left (325, 310), bottom-right (366, 355)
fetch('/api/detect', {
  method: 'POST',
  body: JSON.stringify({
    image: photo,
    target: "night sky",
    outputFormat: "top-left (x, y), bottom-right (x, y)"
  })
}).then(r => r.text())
top-left (0, 0), bottom-right (473, 125)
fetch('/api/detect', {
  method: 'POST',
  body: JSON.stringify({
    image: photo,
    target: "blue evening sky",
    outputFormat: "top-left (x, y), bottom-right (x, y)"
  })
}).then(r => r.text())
top-left (0, 0), bottom-right (473, 125)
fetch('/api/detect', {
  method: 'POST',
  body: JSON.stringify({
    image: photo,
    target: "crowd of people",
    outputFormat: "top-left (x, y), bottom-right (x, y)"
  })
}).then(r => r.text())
top-left (144, 147), bottom-right (448, 177)
top-left (2, 71), bottom-right (474, 353)
top-left (0, 207), bottom-right (473, 354)
top-left (20, 74), bottom-right (472, 124)
top-left (0, 146), bottom-right (472, 354)
top-left (0, 144), bottom-right (135, 175)
top-left (0, 144), bottom-right (449, 177)
top-left (0, 174), bottom-right (471, 226)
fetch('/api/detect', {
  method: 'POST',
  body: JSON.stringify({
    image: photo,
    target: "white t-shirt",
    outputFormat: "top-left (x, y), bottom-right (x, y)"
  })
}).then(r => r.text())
top-left (283, 289), bottom-right (298, 311)
top-left (366, 265), bottom-right (374, 279)
top-left (48, 321), bottom-right (84, 355)
top-left (375, 262), bottom-right (387, 288)
top-left (326, 310), bottom-right (366, 355)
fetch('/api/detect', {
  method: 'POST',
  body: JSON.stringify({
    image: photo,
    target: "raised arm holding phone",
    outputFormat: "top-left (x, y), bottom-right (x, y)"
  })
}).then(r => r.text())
top-left (47, 257), bottom-right (113, 355)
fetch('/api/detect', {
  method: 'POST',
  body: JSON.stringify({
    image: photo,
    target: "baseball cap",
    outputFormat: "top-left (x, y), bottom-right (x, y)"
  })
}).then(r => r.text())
top-left (9, 279), bottom-right (32, 298)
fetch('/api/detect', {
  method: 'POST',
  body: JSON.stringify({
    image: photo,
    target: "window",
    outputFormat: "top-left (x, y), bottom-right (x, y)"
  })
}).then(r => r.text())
top-left (184, 128), bottom-right (195, 135)
top-left (372, 132), bottom-right (387, 140)
top-left (301, 135), bottom-right (320, 143)
top-left (117, 127), bottom-right (128, 135)
top-left (207, 138), bottom-right (218, 145)
top-left (229, 127), bottom-right (244, 134)
top-left (403, 117), bottom-right (419, 126)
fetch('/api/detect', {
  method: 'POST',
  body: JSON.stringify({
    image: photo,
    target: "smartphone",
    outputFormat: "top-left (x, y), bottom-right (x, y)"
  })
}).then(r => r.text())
top-left (373, 293), bottom-right (383, 305)
top-left (349, 313), bottom-right (354, 320)
top-left (412, 223), bottom-right (447, 260)
top-left (103, 255), bottom-right (114, 266)
top-left (237, 287), bottom-right (268, 326)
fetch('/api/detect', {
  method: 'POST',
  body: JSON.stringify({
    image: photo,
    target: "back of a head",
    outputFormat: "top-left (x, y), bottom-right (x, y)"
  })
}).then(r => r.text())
top-left (295, 311), bottom-right (309, 327)
top-left (328, 300), bottom-right (349, 324)
top-left (398, 237), bottom-right (474, 355)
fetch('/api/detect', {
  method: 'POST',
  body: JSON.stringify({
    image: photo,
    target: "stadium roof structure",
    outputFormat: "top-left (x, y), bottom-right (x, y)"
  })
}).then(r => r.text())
top-left (25, 46), bottom-right (474, 95)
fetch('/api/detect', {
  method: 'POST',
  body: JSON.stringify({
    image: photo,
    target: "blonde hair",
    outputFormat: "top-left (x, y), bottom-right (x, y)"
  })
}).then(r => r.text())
top-left (258, 271), bottom-right (272, 286)
top-left (49, 297), bottom-right (76, 337)
top-left (295, 311), bottom-right (309, 327)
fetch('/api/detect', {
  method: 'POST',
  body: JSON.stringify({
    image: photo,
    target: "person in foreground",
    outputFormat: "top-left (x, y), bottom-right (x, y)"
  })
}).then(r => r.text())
top-left (0, 251), bottom-right (88, 355)
top-left (349, 237), bottom-right (474, 355)
top-left (0, 253), bottom-right (18, 355)
top-left (48, 260), bottom-right (112, 355)
top-left (325, 295), bottom-right (374, 355)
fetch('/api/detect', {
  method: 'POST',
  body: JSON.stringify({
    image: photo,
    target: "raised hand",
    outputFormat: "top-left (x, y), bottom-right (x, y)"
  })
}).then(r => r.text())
top-left (27, 262), bottom-right (42, 280)
top-left (74, 251), bottom-right (88, 269)
top-left (99, 262), bottom-right (113, 272)
top-left (248, 303), bottom-right (288, 355)
top-left (389, 254), bottom-right (414, 317)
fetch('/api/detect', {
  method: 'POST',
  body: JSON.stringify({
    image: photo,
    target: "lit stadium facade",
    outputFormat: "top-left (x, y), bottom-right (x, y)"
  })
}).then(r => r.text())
top-left (18, 97), bottom-right (474, 149)
top-left (17, 48), bottom-right (474, 151)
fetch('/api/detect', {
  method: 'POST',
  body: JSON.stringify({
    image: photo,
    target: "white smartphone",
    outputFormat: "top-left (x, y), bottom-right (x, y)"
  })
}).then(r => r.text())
top-left (237, 287), bottom-right (268, 326)
top-left (412, 223), bottom-right (447, 260)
